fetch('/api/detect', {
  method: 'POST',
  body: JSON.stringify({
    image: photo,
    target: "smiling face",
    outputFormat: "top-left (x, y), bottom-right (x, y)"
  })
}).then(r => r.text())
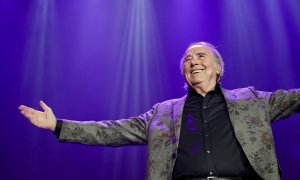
top-left (183, 45), bottom-right (221, 92)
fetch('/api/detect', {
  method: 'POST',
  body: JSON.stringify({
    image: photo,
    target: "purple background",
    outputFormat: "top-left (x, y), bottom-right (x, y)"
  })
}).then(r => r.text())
top-left (1, 0), bottom-right (300, 179)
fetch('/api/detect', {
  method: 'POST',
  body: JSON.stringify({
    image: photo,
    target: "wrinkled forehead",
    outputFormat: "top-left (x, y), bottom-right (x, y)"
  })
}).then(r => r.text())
top-left (184, 45), bottom-right (213, 56)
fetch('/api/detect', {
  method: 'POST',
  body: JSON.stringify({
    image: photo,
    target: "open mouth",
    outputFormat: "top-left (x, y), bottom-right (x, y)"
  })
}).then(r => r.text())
top-left (191, 69), bottom-right (204, 74)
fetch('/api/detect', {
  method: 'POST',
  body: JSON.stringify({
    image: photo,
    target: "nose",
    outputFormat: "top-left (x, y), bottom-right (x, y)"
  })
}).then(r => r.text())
top-left (190, 56), bottom-right (198, 66)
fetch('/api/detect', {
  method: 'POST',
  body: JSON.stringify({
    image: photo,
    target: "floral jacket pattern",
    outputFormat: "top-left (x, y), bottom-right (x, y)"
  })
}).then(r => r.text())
top-left (58, 86), bottom-right (300, 180)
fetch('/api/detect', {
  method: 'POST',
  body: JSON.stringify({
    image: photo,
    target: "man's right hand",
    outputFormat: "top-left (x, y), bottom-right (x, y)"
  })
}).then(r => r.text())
top-left (19, 101), bottom-right (57, 131)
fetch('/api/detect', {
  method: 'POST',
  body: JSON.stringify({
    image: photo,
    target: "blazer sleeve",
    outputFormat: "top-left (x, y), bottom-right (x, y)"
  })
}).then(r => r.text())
top-left (256, 88), bottom-right (300, 123)
top-left (57, 104), bottom-right (159, 147)
top-left (268, 88), bottom-right (300, 122)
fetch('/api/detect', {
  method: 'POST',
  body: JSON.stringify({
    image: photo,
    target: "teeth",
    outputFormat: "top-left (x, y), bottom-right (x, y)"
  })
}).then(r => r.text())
top-left (192, 69), bottom-right (204, 74)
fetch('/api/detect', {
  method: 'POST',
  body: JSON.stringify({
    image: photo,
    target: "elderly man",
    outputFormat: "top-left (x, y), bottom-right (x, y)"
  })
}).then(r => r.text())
top-left (19, 42), bottom-right (300, 180)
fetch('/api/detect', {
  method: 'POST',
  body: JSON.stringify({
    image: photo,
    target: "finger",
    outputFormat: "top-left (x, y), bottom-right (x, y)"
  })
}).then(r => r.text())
top-left (20, 107), bottom-right (33, 116)
top-left (40, 100), bottom-right (51, 111)
top-left (20, 110), bottom-right (32, 120)
top-left (19, 105), bottom-right (33, 114)
top-left (19, 105), bottom-right (40, 117)
top-left (18, 105), bottom-right (30, 111)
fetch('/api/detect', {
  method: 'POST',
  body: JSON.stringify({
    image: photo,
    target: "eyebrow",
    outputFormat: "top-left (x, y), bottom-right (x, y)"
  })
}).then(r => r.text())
top-left (184, 54), bottom-right (192, 59)
top-left (184, 52), bottom-right (206, 59)
top-left (196, 52), bottom-right (206, 55)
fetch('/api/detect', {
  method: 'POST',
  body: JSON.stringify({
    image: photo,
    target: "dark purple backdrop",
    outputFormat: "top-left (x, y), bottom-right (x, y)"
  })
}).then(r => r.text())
top-left (1, 1), bottom-right (300, 180)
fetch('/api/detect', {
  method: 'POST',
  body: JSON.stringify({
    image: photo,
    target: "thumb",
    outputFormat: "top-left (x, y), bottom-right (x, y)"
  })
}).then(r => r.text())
top-left (40, 100), bottom-right (51, 112)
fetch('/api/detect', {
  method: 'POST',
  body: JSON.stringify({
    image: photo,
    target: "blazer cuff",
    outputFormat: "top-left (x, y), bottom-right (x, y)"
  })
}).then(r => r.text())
top-left (53, 119), bottom-right (63, 138)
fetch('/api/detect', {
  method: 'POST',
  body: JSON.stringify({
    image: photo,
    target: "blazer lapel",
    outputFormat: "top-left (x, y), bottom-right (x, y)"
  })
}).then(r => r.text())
top-left (171, 95), bottom-right (187, 154)
top-left (222, 88), bottom-right (237, 128)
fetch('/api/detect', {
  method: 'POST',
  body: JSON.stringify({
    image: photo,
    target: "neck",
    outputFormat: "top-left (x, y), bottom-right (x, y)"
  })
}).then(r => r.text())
top-left (191, 82), bottom-right (217, 97)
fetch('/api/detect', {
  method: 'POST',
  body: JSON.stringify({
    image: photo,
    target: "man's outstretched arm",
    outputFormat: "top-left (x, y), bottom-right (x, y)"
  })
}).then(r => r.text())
top-left (19, 101), bottom-right (158, 146)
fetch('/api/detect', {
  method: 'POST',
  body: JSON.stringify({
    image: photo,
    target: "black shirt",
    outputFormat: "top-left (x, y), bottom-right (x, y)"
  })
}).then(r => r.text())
top-left (172, 85), bottom-right (261, 179)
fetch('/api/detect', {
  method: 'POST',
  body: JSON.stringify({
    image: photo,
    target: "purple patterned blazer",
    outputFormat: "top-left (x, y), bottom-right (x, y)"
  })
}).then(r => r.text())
top-left (58, 86), bottom-right (300, 180)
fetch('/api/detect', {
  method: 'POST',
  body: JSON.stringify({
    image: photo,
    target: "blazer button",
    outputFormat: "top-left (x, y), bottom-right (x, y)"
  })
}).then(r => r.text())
top-left (172, 153), bottom-right (177, 159)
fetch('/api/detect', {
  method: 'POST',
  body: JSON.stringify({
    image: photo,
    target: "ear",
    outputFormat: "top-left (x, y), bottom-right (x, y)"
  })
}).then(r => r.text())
top-left (216, 63), bottom-right (221, 75)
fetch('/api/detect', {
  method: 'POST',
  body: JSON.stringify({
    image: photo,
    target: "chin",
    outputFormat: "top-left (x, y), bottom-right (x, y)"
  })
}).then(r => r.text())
top-left (191, 80), bottom-right (205, 85)
top-left (190, 83), bottom-right (203, 87)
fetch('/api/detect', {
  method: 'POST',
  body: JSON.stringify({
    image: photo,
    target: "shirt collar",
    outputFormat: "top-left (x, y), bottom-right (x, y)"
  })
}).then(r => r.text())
top-left (188, 83), bottom-right (222, 97)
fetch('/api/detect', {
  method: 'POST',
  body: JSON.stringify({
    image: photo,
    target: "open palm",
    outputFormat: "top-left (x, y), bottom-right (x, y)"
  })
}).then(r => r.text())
top-left (19, 101), bottom-right (57, 131)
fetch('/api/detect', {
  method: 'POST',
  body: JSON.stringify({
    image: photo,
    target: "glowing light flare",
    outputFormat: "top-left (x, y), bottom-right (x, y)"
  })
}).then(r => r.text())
top-left (221, 0), bottom-right (296, 86)
top-left (21, 0), bottom-right (57, 103)
top-left (110, 0), bottom-right (164, 118)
